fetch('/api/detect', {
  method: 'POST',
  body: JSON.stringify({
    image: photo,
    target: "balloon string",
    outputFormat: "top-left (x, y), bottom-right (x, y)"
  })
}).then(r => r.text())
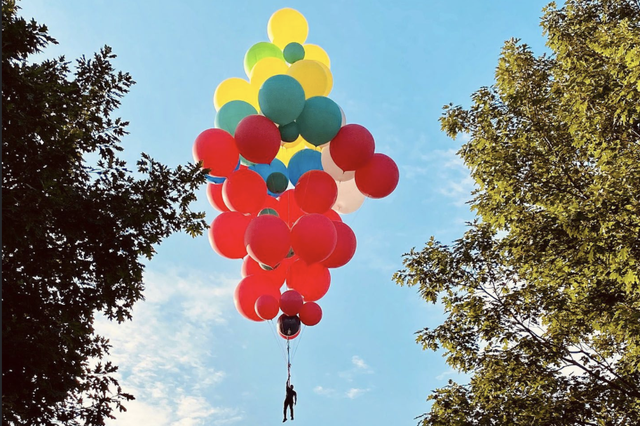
top-left (287, 338), bottom-right (292, 384)
top-left (267, 320), bottom-right (288, 363)
top-left (291, 325), bottom-right (306, 360)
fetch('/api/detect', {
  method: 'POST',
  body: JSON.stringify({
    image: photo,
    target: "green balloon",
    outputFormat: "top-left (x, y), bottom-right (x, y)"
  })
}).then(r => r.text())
top-left (260, 262), bottom-right (279, 271)
top-left (296, 96), bottom-right (343, 146)
top-left (258, 75), bottom-right (306, 125)
top-left (214, 100), bottom-right (257, 135)
top-left (240, 155), bottom-right (255, 167)
top-left (283, 42), bottom-right (305, 64)
top-left (279, 121), bottom-right (300, 142)
top-left (258, 208), bottom-right (279, 217)
top-left (266, 172), bottom-right (288, 195)
top-left (244, 42), bottom-right (284, 77)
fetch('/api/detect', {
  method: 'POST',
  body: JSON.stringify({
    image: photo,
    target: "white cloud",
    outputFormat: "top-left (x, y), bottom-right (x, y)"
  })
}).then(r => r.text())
top-left (351, 355), bottom-right (370, 371)
top-left (435, 368), bottom-right (457, 380)
top-left (95, 267), bottom-right (242, 426)
top-left (345, 388), bottom-right (370, 399)
top-left (340, 355), bottom-right (373, 381)
top-left (404, 147), bottom-right (475, 207)
top-left (313, 386), bottom-right (336, 396)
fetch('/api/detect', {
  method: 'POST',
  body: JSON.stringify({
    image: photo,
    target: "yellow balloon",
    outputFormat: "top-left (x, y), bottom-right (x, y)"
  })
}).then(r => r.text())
top-left (282, 134), bottom-right (304, 149)
top-left (316, 61), bottom-right (333, 96)
top-left (302, 140), bottom-right (322, 151)
top-left (268, 8), bottom-right (309, 49)
top-left (276, 144), bottom-right (305, 166)
top-left (213, 77), bottom-right (259, 111)
top-left (303, 44), bottom-right (331, 68)
top-left (287, 59), bottom-right (332, 98)
top-left (250, 57), bottom-right (289, 89)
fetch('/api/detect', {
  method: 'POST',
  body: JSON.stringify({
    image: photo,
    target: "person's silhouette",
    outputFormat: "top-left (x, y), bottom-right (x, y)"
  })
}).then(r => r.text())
top-left (283, 381), bottom-right (297, 422)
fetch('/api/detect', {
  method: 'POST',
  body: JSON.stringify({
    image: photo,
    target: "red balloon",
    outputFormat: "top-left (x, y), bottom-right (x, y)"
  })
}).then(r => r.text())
top-left (235, 115), bottom-right (281, 164)
top-left (355, 153), bottom-right (399, 199)
top-left (206, 183), bottom-right (230, 212)
top-left (278, 314), bottom-right (302, 340)
top-left (245, 215), bottom-right (291, 267)
top-left (234, 275), bottom-right (281, 321)
top-left (329, 124), bottom-right (375, 171)
top-left (193, 128), bottom-right (239, 177)
top-left (241, 255), bottom-right (289, 287)
top-left (286, 260), bottom-right (331, 302)
top-left (277, 189), bottom-right (304, 228)
top-left (323, 221), bottom-right (357, 268)
top-left (255, 294), bottom-right (280, 320)
top-left (280, 290), bottom-right (304, 316)
top-left (282, 329), bottom-right (301, 340)
top-left (294, 170), bottom-right (338, 214)
top-left (208, 212), bottom-right (251, 259)
top-left (291, 214), bottom-right (337, 264)
top-left (223, 168), bottom-right (267, 213)
top-left (261, 195), bottom-right (280, 212)
top-left (323, 208), bottom-right (342, 222)
top-left (299, 302), bottom-right (322, 326)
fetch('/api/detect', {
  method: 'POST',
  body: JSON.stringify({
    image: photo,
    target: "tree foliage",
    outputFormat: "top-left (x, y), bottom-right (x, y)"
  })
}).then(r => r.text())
top-left (2, 1), bottom-right (208, 424)
top-left (394, 0), bottom-right (640, 424)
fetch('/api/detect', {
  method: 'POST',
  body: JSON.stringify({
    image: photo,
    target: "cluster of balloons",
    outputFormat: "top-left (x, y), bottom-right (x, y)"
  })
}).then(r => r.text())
top-left (192, 8), bottom-right (399, 340)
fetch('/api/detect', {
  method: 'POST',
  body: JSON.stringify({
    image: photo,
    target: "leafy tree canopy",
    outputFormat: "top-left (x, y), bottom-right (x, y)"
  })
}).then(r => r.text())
top-left (2, 1), bottom-right (207, 424)
top-left (394, 0), bottom-right (640, 424)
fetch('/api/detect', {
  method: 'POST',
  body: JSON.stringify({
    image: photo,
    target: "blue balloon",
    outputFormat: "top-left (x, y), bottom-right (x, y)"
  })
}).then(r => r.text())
top-left (205, 175), bottom-right (225, 184)
top-left (214, 100), bottom-right (257, 135)
top-left (250, 158), bottom-right (288, 181)
top-left (205, 159), bottom-right (241, 183)
top-left (288, 149), bottom-right (322, 185)
top-left (250, 159), bottom-right (289, 196)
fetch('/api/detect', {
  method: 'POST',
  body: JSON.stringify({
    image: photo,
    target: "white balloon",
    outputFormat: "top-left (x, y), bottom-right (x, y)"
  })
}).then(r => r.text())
top-left (339, 106), bottom-right (346, 126)
top-left (332, 178), bottom-right (365, 214)
top-left (321, 146), bottom-right (355, 182)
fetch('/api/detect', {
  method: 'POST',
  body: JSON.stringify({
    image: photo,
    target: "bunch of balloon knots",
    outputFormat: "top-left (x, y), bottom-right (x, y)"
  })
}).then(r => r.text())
top-left (192, 8), bottom-right (399, 340)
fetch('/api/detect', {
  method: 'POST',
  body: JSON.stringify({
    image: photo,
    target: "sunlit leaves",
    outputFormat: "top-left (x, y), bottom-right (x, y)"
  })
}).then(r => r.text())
top-left (396, 0), bottom-right (640, 424)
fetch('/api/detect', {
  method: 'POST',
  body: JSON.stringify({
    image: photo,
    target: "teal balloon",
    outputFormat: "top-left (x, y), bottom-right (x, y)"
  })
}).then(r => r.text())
top-left (266, 172), bottom-right (288, 195)
top-left (296, 96), bottom-right (342, 146)
top-left (279, 121), bottom-right (299, 142)
top-left (288, 149), bottom-right (322, 185)
top-left (240, 155), bottom-right (255, 167)
top-left (258, 208), bottom-right (279, 217)
top-left (283, 42), bottom-right (305, 64)
top-left (258, 75), bottom-right (306, 125)
top-left (214, 100), bottom-right (257, 135)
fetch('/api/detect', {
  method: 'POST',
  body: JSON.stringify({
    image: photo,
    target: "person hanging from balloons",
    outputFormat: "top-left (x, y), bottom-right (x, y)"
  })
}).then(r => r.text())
top-left (283, 376), bottom-right (297, 422)
top-left (194, 6), bottom-right (401, 422)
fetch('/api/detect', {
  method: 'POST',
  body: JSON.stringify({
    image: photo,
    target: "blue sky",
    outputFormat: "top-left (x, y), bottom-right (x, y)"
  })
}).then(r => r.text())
top-left (20, 1), bottom-right (550, 424)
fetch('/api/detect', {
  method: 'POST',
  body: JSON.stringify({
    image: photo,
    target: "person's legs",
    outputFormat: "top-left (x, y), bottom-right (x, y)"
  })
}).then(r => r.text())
top-left (283, 401), bottom-right (288, 422)
top-left (289, 403), bottom-right (294, 420)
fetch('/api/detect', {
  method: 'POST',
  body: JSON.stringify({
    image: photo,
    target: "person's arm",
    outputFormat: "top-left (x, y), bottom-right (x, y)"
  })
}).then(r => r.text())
top-left (293, 391), bottom-right (297, 404)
